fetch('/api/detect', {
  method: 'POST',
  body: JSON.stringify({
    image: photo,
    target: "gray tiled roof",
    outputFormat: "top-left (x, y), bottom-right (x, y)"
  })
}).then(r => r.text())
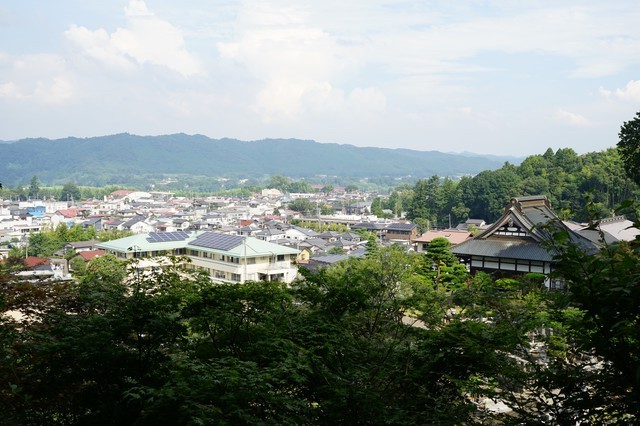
top-left (452, 238), bottom-right (553, 261)
top-left (385, 222), bottom-right (416, 231)
top-left (452, 195), bottom-right (601, 261)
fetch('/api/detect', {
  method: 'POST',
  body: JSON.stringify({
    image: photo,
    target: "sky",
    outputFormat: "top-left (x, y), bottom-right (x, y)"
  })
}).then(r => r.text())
top-left (1, 0), bottom-right (639, 156)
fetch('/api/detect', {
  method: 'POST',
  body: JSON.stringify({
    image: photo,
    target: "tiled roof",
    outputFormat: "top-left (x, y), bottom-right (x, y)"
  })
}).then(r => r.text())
top-left (452, 195), bottom-right (601, 261)
top-left (56, 209), bottom-right (78, 218)
top-left (385, 223), bottom-right (417, 231)
top-left (67, 240), bottom-right (101, 249)
top-left (351, 222), bottom-right (386, 231)
top-left (78, 250), bottom-right (105, 261)
top-left (414, 230), bottom-right (471, 245)
top-left (24, 256), bottom-right (50, 268)
top-left (97, 231), bottom-right (299, 257)
top-left (452, 238), bottom-right (553, 261)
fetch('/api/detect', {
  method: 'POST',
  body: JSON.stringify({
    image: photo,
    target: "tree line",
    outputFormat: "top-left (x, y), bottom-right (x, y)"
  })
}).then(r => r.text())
top-left (369, 146), bottom-right (638, 230)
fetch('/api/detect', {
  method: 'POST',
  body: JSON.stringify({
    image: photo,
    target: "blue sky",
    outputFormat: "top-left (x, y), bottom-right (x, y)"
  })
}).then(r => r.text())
top-left (1, 0), bottom-right (639, 156)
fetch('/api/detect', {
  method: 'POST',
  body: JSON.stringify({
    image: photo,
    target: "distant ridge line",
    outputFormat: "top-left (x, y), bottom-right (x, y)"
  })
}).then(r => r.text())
top-left (0, 133), bottom-right (519, 185)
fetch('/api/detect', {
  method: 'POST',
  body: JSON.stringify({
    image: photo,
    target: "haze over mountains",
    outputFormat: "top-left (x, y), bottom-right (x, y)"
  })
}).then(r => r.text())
top-left (0, 134), bottom-right (520, 186)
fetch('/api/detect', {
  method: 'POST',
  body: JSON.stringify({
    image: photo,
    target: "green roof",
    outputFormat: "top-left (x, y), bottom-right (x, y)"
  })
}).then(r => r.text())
top-left (97, 231), bottom-right (299, 258)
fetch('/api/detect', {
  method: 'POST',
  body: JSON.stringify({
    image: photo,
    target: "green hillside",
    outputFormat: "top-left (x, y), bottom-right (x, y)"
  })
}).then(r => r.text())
top-left (0, 133), bottom-right (517, 186)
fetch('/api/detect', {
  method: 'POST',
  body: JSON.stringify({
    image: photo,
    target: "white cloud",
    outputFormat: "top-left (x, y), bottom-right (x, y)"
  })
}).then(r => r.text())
top-left (555, 109), bottom-right (593, 127)
top-left (217, 1), bottom-right (371, 122)
top-left (65, 0), bottom-right (203, 77)
top-left (0, 54), bottom-right (74, 104)
top-left (65, 25), bottom-right (136, 71)
top-left (615, 80), bottom-right (640, 102)
top-left (0, 82), bottom-right (23, 99)
top-left (3, 0), bottom-right (640, 155)
top-left (598, 86), bottom-right (612, 98)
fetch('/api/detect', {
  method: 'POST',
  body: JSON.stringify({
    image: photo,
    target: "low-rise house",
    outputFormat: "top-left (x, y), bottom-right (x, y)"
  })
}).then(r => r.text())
top-left (339, 232), bottom-right (361, 242)
top-left (317, 231), bottom-right (341, 242)
top-left (97, 230), bottom-right (300, 284)
top-left (11, 256), bottom-right (55, 278)
top-left (413, 229), bottom-right (472, 253)
top-left (384, 222), bottom-right (418, 242)
top-left (65, 240), bottom-right (102, 253)
top-left (296, 247), bottom-right (312, 264)
top-left (122, 216), bottom-right (154, 234)
top-left (172, 218), bottom-right (191, 230)
top-left (298, 237), bottom-right (329, 253)
top-left (104, 218), bottom-right (125, 231)
top-left (456, 218), bottom-right (488, 231)
top-left (76, 249), bottom-right (106, 262)
top-left (51, 209), bottom-right (80, 228)
top-left (254, 227), bottom-right (287, 242)
top-left (344, 202), bottom-right (371, 215)
top-left (277, 224), bottom-right (318, 241)
top-left (350, 222), bottom-right (386, 235)
top-left (326, 239), bottom-right (358, 253)
top-left (82, 216), bottom-right (105, 232)
top-left (305, 248), bottom-right (366, 271)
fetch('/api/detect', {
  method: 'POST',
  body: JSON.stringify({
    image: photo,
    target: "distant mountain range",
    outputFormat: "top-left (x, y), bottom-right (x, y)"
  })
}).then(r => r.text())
top-left (0, 133), bottom-right (521, 186)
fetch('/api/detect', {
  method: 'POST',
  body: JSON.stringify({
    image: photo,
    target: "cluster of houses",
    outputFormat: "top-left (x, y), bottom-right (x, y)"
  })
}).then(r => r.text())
top-left (0, 189), bottom-right (419, 282)
top-left (2, 190), bottom-right (638, 287)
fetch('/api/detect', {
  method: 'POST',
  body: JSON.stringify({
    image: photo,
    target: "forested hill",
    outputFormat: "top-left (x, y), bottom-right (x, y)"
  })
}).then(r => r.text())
top-left (0, 133), bottom-right (517, 185)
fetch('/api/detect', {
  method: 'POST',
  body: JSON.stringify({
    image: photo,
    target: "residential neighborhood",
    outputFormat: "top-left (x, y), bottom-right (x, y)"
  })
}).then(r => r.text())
top-left (0, 188), bottom-right (413, 279)
top-left (2, 188), bottom-right (638, 287)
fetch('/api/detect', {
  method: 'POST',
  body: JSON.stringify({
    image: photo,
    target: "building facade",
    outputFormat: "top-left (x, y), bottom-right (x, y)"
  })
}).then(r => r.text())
top-left (97, 230), bottom-right (300, 284)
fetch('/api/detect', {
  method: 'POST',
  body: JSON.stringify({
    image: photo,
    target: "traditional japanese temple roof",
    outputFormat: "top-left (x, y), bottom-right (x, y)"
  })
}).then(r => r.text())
top-left (452, 195), bottom-right (600, 261)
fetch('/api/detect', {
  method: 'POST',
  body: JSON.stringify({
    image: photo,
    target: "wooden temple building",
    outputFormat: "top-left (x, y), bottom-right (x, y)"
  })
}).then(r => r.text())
top-left (451, 195), bottom-right (601, 287)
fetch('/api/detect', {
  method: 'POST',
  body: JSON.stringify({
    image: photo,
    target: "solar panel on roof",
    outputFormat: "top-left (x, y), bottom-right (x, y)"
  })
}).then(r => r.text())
top-left (146, 230), bottom-right (191, 243)
top-left (191, 232), bottom-right (245, 251)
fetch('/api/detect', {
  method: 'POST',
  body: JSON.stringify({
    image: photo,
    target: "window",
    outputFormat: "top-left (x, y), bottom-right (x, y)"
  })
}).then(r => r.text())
top-left (231, 273), bottom-right (241, 282)
top-left (277, 254), bottom-right (285, 262)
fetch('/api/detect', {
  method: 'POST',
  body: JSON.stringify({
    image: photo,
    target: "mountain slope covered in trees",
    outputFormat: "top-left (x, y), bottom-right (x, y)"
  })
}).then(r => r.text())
top-left (0, 134), bottom-right (517, 186)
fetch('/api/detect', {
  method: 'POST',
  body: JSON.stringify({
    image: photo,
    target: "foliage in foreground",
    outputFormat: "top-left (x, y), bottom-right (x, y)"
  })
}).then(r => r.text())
top-left (1, 240), bottom-right (639, 425)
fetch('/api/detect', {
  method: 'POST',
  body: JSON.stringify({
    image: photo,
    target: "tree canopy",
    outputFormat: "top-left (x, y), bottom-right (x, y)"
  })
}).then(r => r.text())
top-left (618, 111), bottom-right (640, 186)
top-left (3, 233), bottom-right (639, 424)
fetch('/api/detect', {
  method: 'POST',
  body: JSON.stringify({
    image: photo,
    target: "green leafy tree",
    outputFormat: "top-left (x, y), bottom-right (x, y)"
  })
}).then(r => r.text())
top-left (0, 258), bottom-right (202, 424)
top-left (423, 237), bottom-right (468, 290)
top-left (321, 184), bottom-right (334, 193)
top-left (288, 180), bottom-right (314, 193)
top-left (618, 111), bottom-right (640, 185)
top-left (27, 232), bottom-right (62, 257)
top-left (268, 174), bottom-right (291, 191)
top-left (544, 233), bottom-right (640, 422)
top-left (83, 254), bottom-right (126, 286)
top-left (69, 255), bottom-right (87, 276)
top-left (461, 165), bottom-right (523, 222)
top-left (97, 229), bottom-right (134, 242)
top-left (406, 176), bottom-right (441, 224)
top-left (364, 234), bottom-right (379, 257)
top-left (370, 197), bottom-right (384, 217)
top-left (60, 182), bottom-right (82, 203)
top-left (384, 191), bottom-right (402, 217)
top-left (288, 198), bottom-right (316, 216)
top-left (28, 176), bottom-right (40, 198)
top-left (326, 246), bottom-right (345, 255)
